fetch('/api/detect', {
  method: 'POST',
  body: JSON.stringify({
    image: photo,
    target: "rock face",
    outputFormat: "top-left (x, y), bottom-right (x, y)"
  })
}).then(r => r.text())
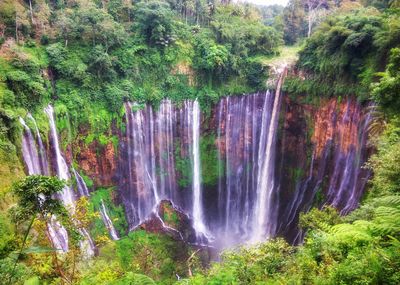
top-left (74, 141), bottom-right (116, 187)
top-left (27, 91), bottom-right (371, 247)
top-left (138, 200), bottom-right (197, 243)
top-left (275, 96), bottom-right (372, 242)
top-left (64, 126), bottom-right (117, 187)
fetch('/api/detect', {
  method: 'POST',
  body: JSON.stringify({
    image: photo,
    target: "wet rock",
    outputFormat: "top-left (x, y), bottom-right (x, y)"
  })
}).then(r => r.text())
top-left (138, 200), bottom-right (198, 243)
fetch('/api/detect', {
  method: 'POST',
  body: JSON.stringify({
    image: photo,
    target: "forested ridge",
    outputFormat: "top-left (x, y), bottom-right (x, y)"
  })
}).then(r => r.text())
top-left (0, 0), bottom-right (400, 284)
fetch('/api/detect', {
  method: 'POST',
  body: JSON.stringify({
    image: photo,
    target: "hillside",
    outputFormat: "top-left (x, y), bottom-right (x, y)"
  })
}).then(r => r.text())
top-left (0, 0), bottom-right (400, 284)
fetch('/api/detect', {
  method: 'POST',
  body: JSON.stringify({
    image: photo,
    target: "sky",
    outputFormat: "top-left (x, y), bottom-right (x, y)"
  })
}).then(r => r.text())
top-left (243, 0), bottom-right (289, 6)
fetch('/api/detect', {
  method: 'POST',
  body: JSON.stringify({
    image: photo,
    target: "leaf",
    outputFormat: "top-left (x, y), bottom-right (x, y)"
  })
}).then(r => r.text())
top-left (22, 246), bottom-right (61, 254)
top-left (24, 276), bottom-right (40, 285)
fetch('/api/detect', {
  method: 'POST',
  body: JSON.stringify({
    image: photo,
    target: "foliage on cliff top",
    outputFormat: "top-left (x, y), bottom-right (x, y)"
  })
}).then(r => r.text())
top-left (286, 7), bottom-right (400, 99)
top-left (0, 0), bottom-right (286, 155)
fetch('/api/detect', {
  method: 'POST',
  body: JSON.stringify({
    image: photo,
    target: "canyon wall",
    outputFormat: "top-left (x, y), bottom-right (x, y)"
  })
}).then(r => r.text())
top-left (18, 90), bottom-right (372, 247)
top-left (275, 97), bottom-right (372, 242)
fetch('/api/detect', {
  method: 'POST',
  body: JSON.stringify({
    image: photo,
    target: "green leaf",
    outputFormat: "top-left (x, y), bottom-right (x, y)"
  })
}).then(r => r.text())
top-left (24, 276), bottom-right (40, 285)
top-left (21, 246), bottom-right (60, 254)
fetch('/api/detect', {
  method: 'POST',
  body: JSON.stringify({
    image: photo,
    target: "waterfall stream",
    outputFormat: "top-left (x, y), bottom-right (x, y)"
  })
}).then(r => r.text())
top-left (100, 200), bottom-right (120, 240)
top-left (45, 105), bottom-right (96, 256)
top-left (44, 105), bottom-right (76, 208)
top-left (188, 100), bottom-right (209, 241)
top-left (72, 168), bottom-right (120, 241)
top-left (19, 116), bottom-right (69, 252)
top-left (19, 71), bottom-right (372, 250)
top-left (253, 70), bottom-right (285, 241)
top-left (18, 106), bottom-right (95, 255)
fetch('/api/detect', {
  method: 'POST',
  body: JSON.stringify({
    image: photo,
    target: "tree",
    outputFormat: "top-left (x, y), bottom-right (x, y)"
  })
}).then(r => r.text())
top-left (8, 175), bottom-right (66, 285)
top-left (14, 1), bottom-right (31, 43)
top-left (283, 0), bottom-right (307, 44)
top-left (372, 48), bottom-right (400, 113)
top-left (134, 1), bottom-right (178, 47)
top-left (305, 0), bottom-right (330, 37)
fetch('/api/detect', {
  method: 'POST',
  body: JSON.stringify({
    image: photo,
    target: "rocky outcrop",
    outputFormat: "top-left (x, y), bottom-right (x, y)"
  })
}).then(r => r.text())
top-left (275, 96), bottom-right (372, 243)
top-left (138, 200), bottom-right (197, 243)
top-left (63, 125), bottom-right (117, 188)
top-left (34, 91), bottom-right (372, 247)
top-left (73, 141), bottom-right (116, 187)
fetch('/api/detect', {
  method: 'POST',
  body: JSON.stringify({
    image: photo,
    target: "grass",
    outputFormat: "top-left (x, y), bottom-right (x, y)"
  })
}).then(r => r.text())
top-left (257, 45), bottom-right (301, 69)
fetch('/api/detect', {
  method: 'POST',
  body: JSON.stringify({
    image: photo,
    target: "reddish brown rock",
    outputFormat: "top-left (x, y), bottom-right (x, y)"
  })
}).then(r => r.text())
top-left (77, 141), bottom-right (116, 186)
top-left (312, 98), bottom-right (361, 157)
top-left (138, 200), bottom-right (197, 243)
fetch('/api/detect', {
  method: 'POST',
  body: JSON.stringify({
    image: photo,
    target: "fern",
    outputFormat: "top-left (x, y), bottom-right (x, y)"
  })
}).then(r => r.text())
top-left (375, 206), bottom-right (400, 217)
top-left (373, 195), bottom-right (400, 208)
top-left (115, 273), bottom-right (156, 285)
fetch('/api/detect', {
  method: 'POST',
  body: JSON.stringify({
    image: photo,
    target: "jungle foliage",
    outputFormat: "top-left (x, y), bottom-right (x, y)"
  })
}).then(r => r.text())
top-left (1, 0), bottom-right (400, 284)
top-left (285, 6), bottom-right (400, 99)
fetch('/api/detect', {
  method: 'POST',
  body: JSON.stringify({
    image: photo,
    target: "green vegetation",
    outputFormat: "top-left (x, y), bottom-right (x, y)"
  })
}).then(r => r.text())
top-left (200, 135), bottom-right (219, 187)
top-left (0, 0), bottom-right (285, 182)
top-left (0, 2), bottom-right (284, 280)
top-left (285, 7), bottom-right (400, 99)
top-left (174, 141), bottom-right (192, 188)
top-left (163, 203), bottom-right (180, 228)
top-left (181, 4), bottom-right (400, 284)
top-left (89, 187), bottom-right (128, 240)
top-left (3, 175), bottom-right (71, 284)
top-left (1, 0), bottom-right (400, 284)
top-left (78, 229), bottom-right (190, 284)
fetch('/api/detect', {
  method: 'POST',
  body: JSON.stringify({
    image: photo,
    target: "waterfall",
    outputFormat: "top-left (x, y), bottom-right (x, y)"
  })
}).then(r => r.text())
top-left (100, 200), bottom-right (120, 240)
top-left (188, 100), bottom-right (209, 240)
top-left (252, 71), bottom-right (285, 241)
top-left (19, 117), bottom-right (41, 175)
top-left (121, 100), bottom-right (210, 241)
top-left (18, 70), bottom-right (371, 250)
top-left (156, 100), bottom-right (177, 201)
top-left (72, 169), bottom-right (120, 241)
top-left (214, 90), bottom-right (279, 245)
top-left (27, 113), bottom-right (49, 175)
top-left (324, 101), bottom-right (373, 214)
top-left (45, 105), bottom-right (95, 256)
top-left (19, 88), bottom-right (372, 250)
top-left (124, 102), bottom-right (159, 229)
top-left (72, 168), bottom-right (90, 197)
top-left (212, 71), bottom-right (287, 245)
top-left (44, 105), bottom-right (76, 207)
top-left (19, 116), bottom-right (69, 252)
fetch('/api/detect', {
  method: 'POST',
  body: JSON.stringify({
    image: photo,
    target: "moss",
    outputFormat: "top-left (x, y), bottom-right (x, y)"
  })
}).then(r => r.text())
top-left (283, 75), bottom-right (368, 100)
top-left (174, 141), bottom-right (192, 188)
top-left (292, 167), bottom-right (304, 184)
top-left (163, 203), bottom-right (179, 228)
top-left (80, 172), bottom-right (94, 189)
top-left (200, 134), bottom-right (220, 187)
top-left (89, 187), bottom-right (128, 240)
top-left (116, 230), bottom-right (189, 283)
top-left (0, 146), bottom-right (24, 211)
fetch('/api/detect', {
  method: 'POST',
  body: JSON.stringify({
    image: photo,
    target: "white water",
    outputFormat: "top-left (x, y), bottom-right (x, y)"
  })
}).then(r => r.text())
top-left (189, 100), bottom-right (209, 239)
top-left (19, 115), bottom-right (69, 252)
top-left (72, 167), bottom-right (119, 241)
top-left (252, 84), bottom-right (282, 242)
top-left (72, 168), bottom-right (90, 197)
top-left (45, 105), bottom-right (95, 256)
top-left (44, 105), bottom-right (75, 207)
top-left (27, 113), bottom-right (49, 175)
top-left (100, 200), bottom-right (120, 240)
top-left (19, 117), bottom-right (41, 175)
top-left (125, 102), bottom-right (159, 228)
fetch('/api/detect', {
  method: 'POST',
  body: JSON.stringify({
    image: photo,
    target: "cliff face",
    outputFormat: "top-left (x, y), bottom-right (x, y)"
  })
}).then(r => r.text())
top-left (275, 96), bottom-right (372, 242)
top-left (48, 92), bottom-right (371, 245)
top-left (62, 126), bottom-right (118, 188)
top-left (72, 141), bottom-right (116, 187)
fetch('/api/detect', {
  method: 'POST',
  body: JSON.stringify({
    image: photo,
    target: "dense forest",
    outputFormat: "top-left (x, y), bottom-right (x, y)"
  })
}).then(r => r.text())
top-left (0, 0), bottom-right (400, 284)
